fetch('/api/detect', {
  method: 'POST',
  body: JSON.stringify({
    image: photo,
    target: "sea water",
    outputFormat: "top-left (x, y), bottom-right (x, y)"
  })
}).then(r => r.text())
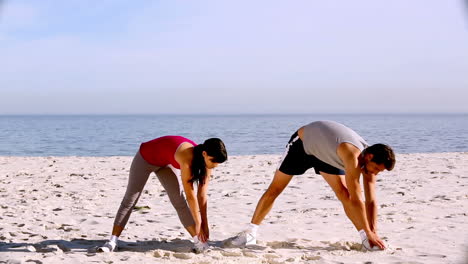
top-left (0, 114), bottom-right (466, 156)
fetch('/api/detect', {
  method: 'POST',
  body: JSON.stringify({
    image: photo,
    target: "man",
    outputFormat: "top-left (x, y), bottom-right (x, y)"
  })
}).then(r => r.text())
top-left (231, 120), bottom-right (395, 250)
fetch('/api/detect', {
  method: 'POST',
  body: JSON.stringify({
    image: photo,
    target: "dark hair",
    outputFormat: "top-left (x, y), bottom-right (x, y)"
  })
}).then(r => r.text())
top-left (190, 138), bottom-right (227, 185)
top-left (363, 144), bottom-right (396, 171)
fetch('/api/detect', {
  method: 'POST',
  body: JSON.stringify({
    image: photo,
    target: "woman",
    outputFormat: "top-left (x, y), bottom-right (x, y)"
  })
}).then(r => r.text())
top-left (98, 136), bottom-right (227, 253)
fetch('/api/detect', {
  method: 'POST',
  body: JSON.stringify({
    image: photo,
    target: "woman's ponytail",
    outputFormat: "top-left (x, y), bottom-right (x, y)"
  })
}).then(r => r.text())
top-left (190, 144), bottom-right (207, 185)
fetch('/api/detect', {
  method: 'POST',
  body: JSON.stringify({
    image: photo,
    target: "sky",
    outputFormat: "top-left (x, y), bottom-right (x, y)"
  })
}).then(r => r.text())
top-left (1, 0), bottom-right (468, 114)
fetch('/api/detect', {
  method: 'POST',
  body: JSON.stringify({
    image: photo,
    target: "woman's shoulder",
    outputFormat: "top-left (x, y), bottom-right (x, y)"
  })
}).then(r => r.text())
top-left (143, 135), bottom-right (196, 145)
top-left (175, 142), bottom-right (195, 166)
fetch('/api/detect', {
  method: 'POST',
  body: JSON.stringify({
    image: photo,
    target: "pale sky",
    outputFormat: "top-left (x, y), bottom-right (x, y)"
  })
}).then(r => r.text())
top-left (1, 0), bottom-right (467, 114)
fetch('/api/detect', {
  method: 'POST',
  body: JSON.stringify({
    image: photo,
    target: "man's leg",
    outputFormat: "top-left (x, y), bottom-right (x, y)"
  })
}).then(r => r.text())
top-left (320, 172), bottom-right (364, 231)
top-left (229, 169), bottom-right (293, 246)
top-left (251, 169), bottom-right (293, 224)
top-left (231, 131), bottom-right (299, 246)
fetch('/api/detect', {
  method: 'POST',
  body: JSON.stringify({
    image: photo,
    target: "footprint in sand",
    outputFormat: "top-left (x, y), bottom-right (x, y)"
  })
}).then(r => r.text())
top-left (25, 260), bottom-right (43, 264)
top-left (173, 252), bottom-right (193, 259)
top-left (302, 254), bottom-right (321, 261)
top-left (266, 259), bottom-right (285, 264)
top-left (220, 250), bottom-right (243, 257)
top-left (325, 241), bottom-right (363, 251)
top-left (263, 253), bottom-right (281, 259)
top-left (3, 260), bottom-right (21, 264)
top-left (242, 250), bottom-right (258, 258)
top-left (418, 253), bottom-right (447, 259)
top-left (266, 241), bottom-right (298, 249)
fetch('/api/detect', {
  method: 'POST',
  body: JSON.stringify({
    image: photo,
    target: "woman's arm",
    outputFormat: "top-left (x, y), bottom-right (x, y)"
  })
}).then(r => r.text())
top-left (197, 169), bottom-right (211, 242)
top-left (180, 163), bottom-right (202, 235)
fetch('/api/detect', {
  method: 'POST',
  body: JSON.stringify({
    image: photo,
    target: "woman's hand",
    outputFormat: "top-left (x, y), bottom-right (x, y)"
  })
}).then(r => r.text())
top-left (198, 222), bottom-right (210, 243)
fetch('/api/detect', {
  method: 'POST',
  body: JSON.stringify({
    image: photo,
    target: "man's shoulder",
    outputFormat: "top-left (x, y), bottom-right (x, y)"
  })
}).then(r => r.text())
top-left (337, 143), bottom-right (361, 163)
top-left (338, 142), bottom-right (362, 154)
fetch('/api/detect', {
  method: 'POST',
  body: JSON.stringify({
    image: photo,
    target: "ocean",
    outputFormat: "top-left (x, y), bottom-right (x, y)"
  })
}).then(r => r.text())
top-left (0, 114), bottom-right (467, 156)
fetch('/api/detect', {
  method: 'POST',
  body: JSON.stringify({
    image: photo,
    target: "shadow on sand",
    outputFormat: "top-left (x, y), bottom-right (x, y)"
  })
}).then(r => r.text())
top-left (0, 238), bottom-right (200, 254)
top-left (0, 237), bottom-right (362, 255)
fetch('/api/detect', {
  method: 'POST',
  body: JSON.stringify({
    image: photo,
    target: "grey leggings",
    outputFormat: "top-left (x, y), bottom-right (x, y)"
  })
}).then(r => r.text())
top-left (113, 151), bottom-right (195, 229)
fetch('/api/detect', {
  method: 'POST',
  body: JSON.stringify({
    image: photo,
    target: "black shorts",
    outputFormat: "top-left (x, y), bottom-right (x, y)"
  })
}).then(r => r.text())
top-left (277, 131), bottom-right (345, 176)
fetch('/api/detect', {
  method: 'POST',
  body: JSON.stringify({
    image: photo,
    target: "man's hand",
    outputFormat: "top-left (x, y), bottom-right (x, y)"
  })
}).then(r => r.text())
top-left (366, 231), bottom-right (386, 250)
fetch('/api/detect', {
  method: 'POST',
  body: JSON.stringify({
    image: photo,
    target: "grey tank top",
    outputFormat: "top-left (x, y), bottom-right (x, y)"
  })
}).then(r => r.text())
top-left (302, 121), bottom-right (368, 170)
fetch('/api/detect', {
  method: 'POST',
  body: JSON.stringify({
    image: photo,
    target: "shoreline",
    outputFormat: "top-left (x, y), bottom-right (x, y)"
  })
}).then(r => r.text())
top-left (1, 151), bottom-right (468, 158)
top-left (1, 153), bottom-right (467, 263)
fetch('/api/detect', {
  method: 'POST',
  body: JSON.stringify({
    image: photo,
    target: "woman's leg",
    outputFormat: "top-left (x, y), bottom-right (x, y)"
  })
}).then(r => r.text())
top-left (155, 167), bottom-right (196, 236)
top-left (112, 151), bottom-right (157, 236)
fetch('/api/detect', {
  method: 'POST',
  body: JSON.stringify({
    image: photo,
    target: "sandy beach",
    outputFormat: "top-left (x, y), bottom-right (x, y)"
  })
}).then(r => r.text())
top-left (0, 153), bottom-right (467, 263)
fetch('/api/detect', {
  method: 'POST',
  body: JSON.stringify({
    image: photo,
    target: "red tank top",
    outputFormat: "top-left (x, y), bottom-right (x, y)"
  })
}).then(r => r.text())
top-left (139, 136), bottom-right (197, 169)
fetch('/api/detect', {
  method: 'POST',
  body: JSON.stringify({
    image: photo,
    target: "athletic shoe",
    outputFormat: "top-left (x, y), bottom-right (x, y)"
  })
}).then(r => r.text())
top-left (192, 241), bottom-right (209, 254)
top-left (359, 230), bottom-right (382, 251)
top-left (230, 231), bottom-right (257, 247)
top-left (97, 240), bottom-right (117, 252)
top-left (361, 238), bottom-right (382, 251)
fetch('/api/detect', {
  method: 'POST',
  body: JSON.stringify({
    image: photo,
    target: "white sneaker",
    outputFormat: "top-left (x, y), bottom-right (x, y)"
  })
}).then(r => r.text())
top-left (361, 238), bottom-right (381, 251)
top-left (97, 240), bottom-right (117, 252)
top-left (192, 241), bottom-right (209, 253)
top-left (230, 231), bottom-right (257, 247)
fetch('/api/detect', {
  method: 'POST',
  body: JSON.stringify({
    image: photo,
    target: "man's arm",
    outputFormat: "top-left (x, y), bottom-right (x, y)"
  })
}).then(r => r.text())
top-left (337, 143), bottom-right (386, 249)
top-left (363, 173), bottom-right (378, 233)
top-left (338, 144), bottom-right (372, 233)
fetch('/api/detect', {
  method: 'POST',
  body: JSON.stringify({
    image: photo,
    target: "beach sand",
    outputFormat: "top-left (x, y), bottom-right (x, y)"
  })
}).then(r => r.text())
top-left (1, 153), bottom-right (467, 263)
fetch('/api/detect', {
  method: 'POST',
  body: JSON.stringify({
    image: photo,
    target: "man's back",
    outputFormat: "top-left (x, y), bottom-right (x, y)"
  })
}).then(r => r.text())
top-left (301, 121), bottom-right (368, 170)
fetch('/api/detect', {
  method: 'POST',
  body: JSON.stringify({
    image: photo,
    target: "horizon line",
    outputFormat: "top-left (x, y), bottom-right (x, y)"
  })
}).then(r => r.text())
top-left (0, 112), bottom-right (467, 116)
